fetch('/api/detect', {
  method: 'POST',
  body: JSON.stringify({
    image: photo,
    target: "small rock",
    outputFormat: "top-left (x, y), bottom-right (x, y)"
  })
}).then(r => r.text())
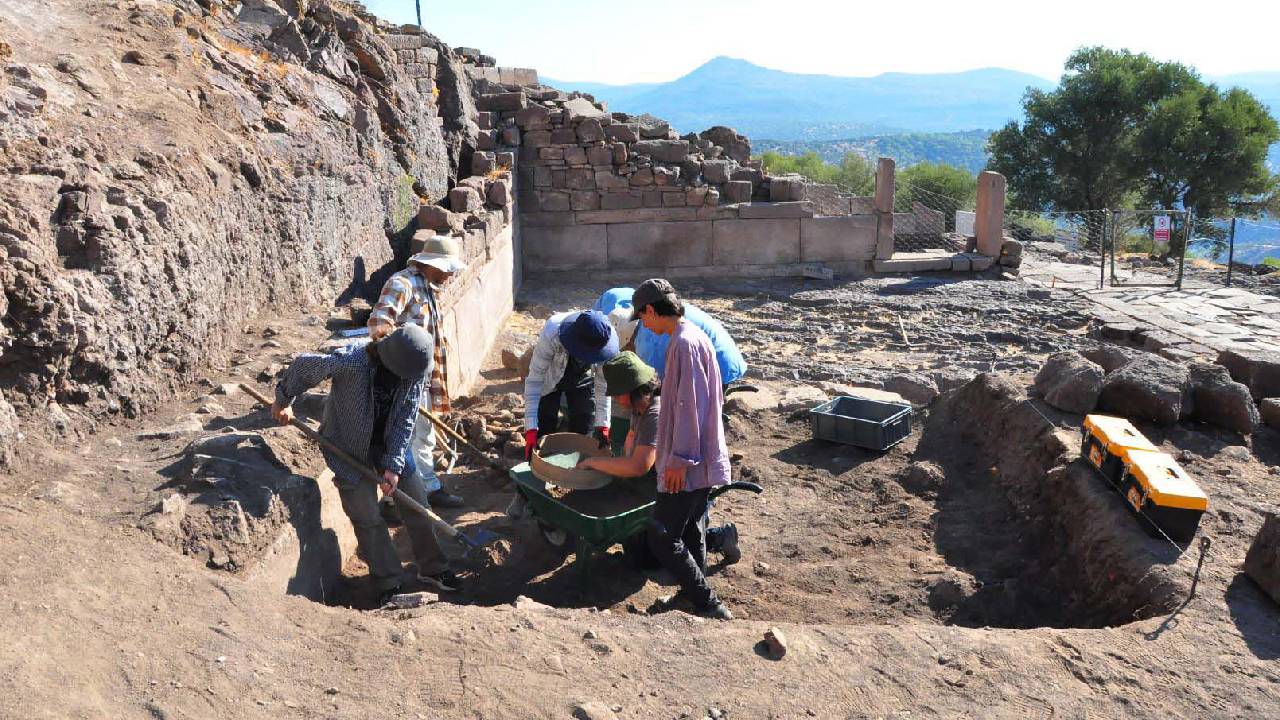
top-left (573, 701), bottom-right (618, 720)
top-left (1245, 513), bottom-right (1280, 606)
top-left (1261, 398), bottom-right (1280, 429)
top-left (763, 626), bottom-right (787, 660)
top-left (583, 629), bottom-right (598, 640)
top-left (214, 383), bottom-right (241, 397)
top-left (122, 49), bottom-right (149, 65)
top-left (514, 595), bottom-right (553, 612)
top-left (324, 687), bottom-right (339, 695)
top-left (215, 655), bottom-right (226, 664)
top-left (390, 628), bottom-right (417, 646)
top-left (752, 561), bottom-right (770, 576)
top-left (105, 437), bottom-right (124, 448)
top-left (383, 591), bottom-right (438, 609)
top-left (197, 402), bottom-right (225, 415)
top-left (900, 461), bottom-right (944, 497)
top-left (1188, 363), bottom-right (1259, 434)
top-left (257, 363), bottom-right (285, 381)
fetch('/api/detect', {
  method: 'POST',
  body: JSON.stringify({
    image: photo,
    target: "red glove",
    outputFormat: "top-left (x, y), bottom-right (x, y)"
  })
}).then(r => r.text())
top-left (593, 426), bottom-right (610, 449)
top-left (524, 429), bottom-right (539, 460)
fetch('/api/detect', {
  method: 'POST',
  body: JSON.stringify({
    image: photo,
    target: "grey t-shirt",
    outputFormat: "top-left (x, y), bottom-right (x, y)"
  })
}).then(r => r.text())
top-left (632, 396), bottom-right (660, 448)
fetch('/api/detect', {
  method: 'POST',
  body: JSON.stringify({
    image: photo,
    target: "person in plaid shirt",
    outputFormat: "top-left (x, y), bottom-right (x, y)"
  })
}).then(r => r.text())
top-left (368, 235), bottom-right (467, 509)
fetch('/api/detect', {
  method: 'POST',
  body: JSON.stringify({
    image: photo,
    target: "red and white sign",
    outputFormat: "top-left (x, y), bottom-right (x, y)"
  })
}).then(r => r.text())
top-left (1153, 215), bottom-right (1171, 246)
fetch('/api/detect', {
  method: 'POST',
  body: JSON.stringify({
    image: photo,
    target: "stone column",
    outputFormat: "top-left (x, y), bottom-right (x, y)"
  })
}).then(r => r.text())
top-left (874, 157), bottom-right (895, 259)
top-left (974, 171), bottom-right (1006, 257)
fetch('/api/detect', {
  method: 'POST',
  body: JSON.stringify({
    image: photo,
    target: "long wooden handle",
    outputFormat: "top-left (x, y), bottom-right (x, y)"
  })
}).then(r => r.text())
top-left (419, 407), bottom-right (507, 472)
top-left (238, 383), bottom-right (461, 540)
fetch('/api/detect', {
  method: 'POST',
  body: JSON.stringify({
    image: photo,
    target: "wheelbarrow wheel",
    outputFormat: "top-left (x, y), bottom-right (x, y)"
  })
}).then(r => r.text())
top-left (537, 520), bottom-right (575, 554)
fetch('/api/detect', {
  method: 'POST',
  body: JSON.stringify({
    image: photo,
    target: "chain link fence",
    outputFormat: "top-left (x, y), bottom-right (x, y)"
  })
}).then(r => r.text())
top-left (891, 185), bottom-right (975, 252)
top-left (1189, 216), bottom-right (1280, 289)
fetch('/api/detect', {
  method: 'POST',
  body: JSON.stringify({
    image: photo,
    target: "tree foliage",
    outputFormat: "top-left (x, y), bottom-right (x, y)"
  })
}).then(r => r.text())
top-left (897, 162), bottom-right (977, 211)
top-left (759, 151), bottom-right (875, 195)
top-left (988, 47), bottom-right (1279, 216)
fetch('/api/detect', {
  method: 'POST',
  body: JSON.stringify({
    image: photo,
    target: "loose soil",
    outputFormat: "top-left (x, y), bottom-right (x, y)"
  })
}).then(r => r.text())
top-left (4, 278), bottom-right (1280, 719)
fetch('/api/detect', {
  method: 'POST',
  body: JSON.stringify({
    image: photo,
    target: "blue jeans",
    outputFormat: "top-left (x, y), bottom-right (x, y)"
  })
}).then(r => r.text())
top-left (409, 411), bottom-right (442, 494)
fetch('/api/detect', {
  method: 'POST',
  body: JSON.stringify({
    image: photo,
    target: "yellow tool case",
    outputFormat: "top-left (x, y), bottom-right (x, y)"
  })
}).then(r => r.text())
top-left (1081, 414), bottom-right (1207, 543)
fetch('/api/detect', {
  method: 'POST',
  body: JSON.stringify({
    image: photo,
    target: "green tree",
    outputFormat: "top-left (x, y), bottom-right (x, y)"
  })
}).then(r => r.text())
top-left (897, 162), bottom-right (976, 208)
top-left (760, 151), bottom-right (874, 195)
top-left (989, 46), bottom-right (1278, 223)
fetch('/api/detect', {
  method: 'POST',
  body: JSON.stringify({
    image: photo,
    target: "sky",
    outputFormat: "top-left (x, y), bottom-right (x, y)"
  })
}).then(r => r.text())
top-left (363, 0), bottom-right (1280, 85)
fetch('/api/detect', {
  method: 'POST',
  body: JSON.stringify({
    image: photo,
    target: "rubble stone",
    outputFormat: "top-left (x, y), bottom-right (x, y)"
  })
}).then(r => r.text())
top-left (1098, 354), bottom-right (1191, 425)
top-left (1217, 347), bottom-right (1280, 401)
top-left (1261, 398), bottom-right (1280, 429)
top-left (449, 186), bottom-right (482, 212)
top-left (1033, 351), bottom-right (1104, 414)
top-left (1244, 513), bottom-right (1280, 607)
top-left (1188, 363), bottom-right (1259, 434)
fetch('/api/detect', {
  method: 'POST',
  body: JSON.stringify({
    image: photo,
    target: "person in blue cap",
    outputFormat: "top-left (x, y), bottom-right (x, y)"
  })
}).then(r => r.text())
top-left (593, 287), bottom-right (745, 385)
top-left (521, 310), bottom-right (620, 458)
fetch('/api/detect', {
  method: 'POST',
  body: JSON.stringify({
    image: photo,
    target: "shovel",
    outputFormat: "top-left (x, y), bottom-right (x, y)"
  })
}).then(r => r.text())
top-left (239, 383), bottom-right (499, 553)
top-left (419, 407), bottom-right (511, 473)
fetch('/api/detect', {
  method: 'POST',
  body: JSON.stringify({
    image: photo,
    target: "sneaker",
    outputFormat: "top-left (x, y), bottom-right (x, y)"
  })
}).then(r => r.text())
top-left (717, 523), bottom-right (741, 565)
top-left (427, 489), bottom-right (465, 508)
top-left (695, 600), bottom-right (734, 621)
top-left (418, 569), bottom-right (462, 592)
top-left (377, 585), bottom-right (404, 608)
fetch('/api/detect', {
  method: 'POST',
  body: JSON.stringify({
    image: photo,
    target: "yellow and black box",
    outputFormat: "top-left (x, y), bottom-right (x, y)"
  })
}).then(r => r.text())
top-left (1081, 414), bottom-right (1157, 484)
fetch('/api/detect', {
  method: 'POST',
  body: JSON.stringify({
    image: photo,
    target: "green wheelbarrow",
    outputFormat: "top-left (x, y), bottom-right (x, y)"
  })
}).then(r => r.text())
top-left (509, 462), bottom-right (762, 573)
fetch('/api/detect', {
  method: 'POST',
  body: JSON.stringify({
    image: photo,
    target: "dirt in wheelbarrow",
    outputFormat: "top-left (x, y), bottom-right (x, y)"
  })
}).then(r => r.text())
top-left (545, 477), bottom-right (656, 517)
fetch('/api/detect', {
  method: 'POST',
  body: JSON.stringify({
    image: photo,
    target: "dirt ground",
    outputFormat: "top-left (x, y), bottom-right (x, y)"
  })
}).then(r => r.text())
top-left (4, 276), bottom-right (1280, 719)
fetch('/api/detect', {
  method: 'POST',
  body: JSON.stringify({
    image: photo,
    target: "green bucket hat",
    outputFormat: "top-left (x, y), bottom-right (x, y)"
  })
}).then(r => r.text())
top-left (602, 351), bottom-right (657, 397)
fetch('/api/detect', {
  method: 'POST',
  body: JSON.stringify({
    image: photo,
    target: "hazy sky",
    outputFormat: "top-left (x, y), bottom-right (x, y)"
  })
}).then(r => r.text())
top-left (363, 0), bottom-right (1280, 84)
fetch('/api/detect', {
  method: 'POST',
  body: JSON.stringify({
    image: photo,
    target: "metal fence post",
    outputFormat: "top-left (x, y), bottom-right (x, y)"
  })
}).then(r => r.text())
top-left (1100, 210), bottom-right (1109, 289)
top-left (1226, 217), bottom-right (1237, 287)
top-left (1175, 210), bottom-right (1189, 291)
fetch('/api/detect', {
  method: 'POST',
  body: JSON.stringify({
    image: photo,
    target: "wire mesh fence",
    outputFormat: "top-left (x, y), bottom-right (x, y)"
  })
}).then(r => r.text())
top-left (891, 185), bottom-right (975, 252)
top-left (1106, 210), bottom-right (1190, 287)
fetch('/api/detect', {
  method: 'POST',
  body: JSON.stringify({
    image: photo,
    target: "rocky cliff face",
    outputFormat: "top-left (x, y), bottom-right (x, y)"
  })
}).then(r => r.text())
top-left (0, 0), bottom-right (473, 463)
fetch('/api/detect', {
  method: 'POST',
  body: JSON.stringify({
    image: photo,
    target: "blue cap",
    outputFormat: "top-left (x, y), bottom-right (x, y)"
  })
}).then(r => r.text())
top-left (558, 311), bottom-right (619, 365)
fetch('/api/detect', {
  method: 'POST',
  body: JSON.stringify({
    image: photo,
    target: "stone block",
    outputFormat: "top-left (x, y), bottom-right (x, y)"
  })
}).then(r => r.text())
top-left (611, 143), bottom-right (628, 165)
top-left (523, 224), bottom-right (607, 271)
top-left (1262, 398), bottom-right (1280, 429)
top-left (712, 219), bottom-right (801, 265)
top-left (501, 127), bottom-right (520, 146)
top-left (685, 187), bottom-right (708, 206)
top-left (974, 171), bottom-right (1007, 257)
top-left (449, 186), bottom-right (481, 213)
top-left (607, 221), bottom-right (713, 268)
top-left (471, 151), bottom-right (495, 176)
top-left (419, 47), bottom-right (439, 64)
top-left (723, 180), bottom-right (753, 204)
top-left (595, 171), bottom-right (629, 190)
top-left (570, 190), bottom-right (599, 211)
top-left (539, 147), bottom-right (564, 162)
top-left (601, 192), bottom-right (643, 210)
top-left (563, 147), bottom-right (588, 166)
top-left (563, 96), bottom-right (605, 120)
top-left (495, 151), bottom-right (514, 169)
top-left (536, 190), bottom-right (571, 212)
top-left (520, 211), bottom-right (576, 227)
top-left (477, 92), bottom-right (526, 112)
top-left (654, 167), bottom-right (679, 186)
top-left (550, 169), bottom-right (567, 188)
top-left (487, 179), bottom-right (512, 207)
top-left (643, 190), bottom-right (663, 207)
top-left (551, 128), bottom-right (577, 144)
top-left (515, 104), bottom-right (550, 128)
top-left (769, 175), bottom-right (805, 203)
top-left (418, 203), bottom-right (462, 233)
top-left (577, 118), bottom-right (605, 143)
top-left (639, 121), bottom-right (670, 138)
top-left (874, 157), bottom-right (896, 213)
top-left (662, 192), bottom-right (686, 207)
top-left (477, 112), bottom-right (495, 130)
top-left (872, 255), bottom-right (952, 273)
top-left (524, 130), bottom-right (551, 148)
top-left (731, 167), bottom-right (763, 184)
top-left (533, 166), bottom-right (552, 188)
top-left (605, 124), bottom-right (640, 142)
top-left (800, 216), bottom-right (877, 262)
top-left (704, 189), bottom-right (720, 206)
top-left (565, 168), bottom-right (595, 190)
top-left (630, 168), bottom-right (654, 187)
top-left (632, 140), bottom-right (690, 163)
top-left (739, 202), bottom-right (814, 219)
top-left (1217, 347), bottom-right (1280, 400)
top-left (586, 146), bottom-right (613, 166)
top-left (574, 208), bottom-right (700, 224)
top-left (702, 159), bottom-right (732, 184)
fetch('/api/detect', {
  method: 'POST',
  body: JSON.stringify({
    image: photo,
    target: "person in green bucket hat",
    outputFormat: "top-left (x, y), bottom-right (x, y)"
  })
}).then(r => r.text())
top-left (577, 352), bottom-right (741, 565)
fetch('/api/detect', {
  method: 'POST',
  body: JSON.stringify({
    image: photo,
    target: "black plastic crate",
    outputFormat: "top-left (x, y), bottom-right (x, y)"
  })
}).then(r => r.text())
top-left (810, 395), bottom-right (913, 450)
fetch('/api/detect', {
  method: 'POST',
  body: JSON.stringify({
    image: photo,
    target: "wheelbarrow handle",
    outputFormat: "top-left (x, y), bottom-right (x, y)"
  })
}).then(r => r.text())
top-left (238, 382), bottom-right (467, 544)
top-left (418, 407), bottom-right (509, 473)
top-left (709, 481), bottom-right (763, 501)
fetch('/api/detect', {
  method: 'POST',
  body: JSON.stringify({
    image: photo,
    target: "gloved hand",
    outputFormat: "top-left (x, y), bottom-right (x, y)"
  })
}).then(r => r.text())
top-left (524, 429), bottom-right (539, 460)
top-left (593, 426), bottom-right (610, 449)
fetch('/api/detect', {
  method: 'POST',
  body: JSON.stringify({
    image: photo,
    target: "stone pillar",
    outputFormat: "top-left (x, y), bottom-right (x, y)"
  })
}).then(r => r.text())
top-left (974, 170), bottom-right (1006, 257)
top-left (874, 157), bottom-right (895, 259)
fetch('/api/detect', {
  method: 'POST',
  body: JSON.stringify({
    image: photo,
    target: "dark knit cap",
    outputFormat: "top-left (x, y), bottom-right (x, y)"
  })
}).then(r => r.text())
top-left (629, 278), bottom-right (678, 320)
top-left (602, 351), bottom-right (657, 397)
top-left (377, 324), bottom-right (433, 379)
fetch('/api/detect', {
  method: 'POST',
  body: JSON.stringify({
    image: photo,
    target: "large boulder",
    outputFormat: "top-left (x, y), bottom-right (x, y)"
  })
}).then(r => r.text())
top-left (1098, 354), bottom-right (1191, 425)
top-left (884, 373), bottom-right (940, 407)
top-left (699, 126), bottom-right (752, 164)
top-left (1187, 363), bottom-right (1259, 434)
top-left (1218, 347), bottom-right (1280, 401)
top-left (1245, 513), bottom-right (1280, 607)
top-left (1262, 398), bottom-right (1280, 430)
top-left (1082, 344), bottom-right (1141, 373)
top-left (1033, 351), bottom-right (1104, 414)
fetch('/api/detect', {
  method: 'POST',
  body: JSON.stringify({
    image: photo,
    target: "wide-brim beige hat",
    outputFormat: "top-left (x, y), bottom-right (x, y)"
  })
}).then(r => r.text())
top-left (410, 235), bottom-right (466, 273)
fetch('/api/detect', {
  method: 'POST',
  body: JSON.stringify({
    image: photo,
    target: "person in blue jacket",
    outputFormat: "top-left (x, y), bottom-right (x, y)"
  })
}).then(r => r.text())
top-left (593, 288), bottom-right (746, 384)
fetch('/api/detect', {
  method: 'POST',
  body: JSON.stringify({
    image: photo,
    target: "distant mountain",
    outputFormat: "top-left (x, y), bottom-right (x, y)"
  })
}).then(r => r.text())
top-left (756, 131), bottom-right (993, 174)
top-left (545, 57), bottom-right (1055, 140)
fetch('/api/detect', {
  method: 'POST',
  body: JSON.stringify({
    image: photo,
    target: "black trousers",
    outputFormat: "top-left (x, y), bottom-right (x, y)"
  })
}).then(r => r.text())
top-left (648, 486), bottom-right (717, 608)
top-left (536, 374), bottom-right (594, 438)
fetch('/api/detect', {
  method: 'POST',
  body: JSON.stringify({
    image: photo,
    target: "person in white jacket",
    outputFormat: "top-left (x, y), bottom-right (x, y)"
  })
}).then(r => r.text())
top-left (522, 310), bottom-right (619, 459)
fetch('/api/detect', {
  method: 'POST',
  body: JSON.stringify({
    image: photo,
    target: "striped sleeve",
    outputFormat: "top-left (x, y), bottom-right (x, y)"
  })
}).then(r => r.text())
top-left (369, 274), bottom-right (413, 328)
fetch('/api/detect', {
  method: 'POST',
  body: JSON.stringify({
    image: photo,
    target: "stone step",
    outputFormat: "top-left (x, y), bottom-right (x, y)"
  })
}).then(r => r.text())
top-left (873, 252), bottom-right (995, 273)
